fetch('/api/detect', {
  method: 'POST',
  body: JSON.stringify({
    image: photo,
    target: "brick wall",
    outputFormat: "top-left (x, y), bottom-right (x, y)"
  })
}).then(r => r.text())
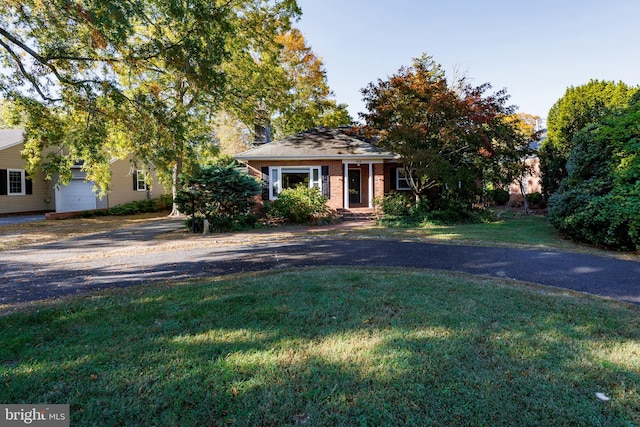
top-left (509, 157), bottom-right (541, 197)
top-left (246, 160), bottom-right (390, 211)
top-left (247, 160), bottom-right (345, 210)
top-left (374, 163), bottom-right (385, 200)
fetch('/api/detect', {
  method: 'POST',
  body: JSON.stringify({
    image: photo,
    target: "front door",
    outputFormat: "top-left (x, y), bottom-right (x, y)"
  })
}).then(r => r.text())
top-left (348, 169), bottom-right (361, 204)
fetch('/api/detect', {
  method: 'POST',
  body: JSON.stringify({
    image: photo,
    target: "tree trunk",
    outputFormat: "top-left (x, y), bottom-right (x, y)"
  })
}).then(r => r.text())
top-left (169, 155), bottom-right (183, 217)
top-left (519, 179), bottom-right (529, 215)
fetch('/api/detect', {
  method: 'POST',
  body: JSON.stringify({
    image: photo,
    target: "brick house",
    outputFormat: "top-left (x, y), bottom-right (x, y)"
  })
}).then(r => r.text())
top-left (508, 130), bottom-right (545, 206)
top-left (236, 126), bottom-right (549, 212)
top-left (235, 127), bottom-right (401, 211)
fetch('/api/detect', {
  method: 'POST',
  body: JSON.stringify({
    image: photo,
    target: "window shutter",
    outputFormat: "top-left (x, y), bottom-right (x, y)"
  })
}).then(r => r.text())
top-left (261, 167), bottom-right (269, 200)
top-left (133, 171), bottom-right (138, 191)
top-left (0, 170), bottom-right (6, 196)
top-left (25, 174), bottom-right (33, 195)
top-left (389, 167), bottom-right (397, 190)
top-left (321, 165), bottom-right (330, 197)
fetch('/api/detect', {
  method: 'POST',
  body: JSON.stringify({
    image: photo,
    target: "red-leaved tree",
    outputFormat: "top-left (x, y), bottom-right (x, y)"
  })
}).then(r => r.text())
top-left (361, 54), bottom-right (526, 209)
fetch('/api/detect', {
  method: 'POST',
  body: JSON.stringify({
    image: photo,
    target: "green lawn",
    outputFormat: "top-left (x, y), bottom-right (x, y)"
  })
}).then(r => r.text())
top-left (329, 214), bottom-right (638, 258)
top-left (371, 214), bottom-right (558, 244)
top-left (1, 268), bottom-right (638, 426)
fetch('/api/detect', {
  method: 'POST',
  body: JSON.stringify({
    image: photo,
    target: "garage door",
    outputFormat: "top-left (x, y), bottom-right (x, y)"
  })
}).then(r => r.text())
top-left (56, 180), bottom-right (97, 212)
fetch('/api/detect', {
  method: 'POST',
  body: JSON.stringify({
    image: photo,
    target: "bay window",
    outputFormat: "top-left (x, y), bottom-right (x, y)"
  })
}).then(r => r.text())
top-left (269, 166), bottom-right (321, 199)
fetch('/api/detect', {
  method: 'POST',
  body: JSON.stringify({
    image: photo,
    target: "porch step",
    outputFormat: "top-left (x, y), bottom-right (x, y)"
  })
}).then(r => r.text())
top-left (338, 209), bottom-right (377, 222)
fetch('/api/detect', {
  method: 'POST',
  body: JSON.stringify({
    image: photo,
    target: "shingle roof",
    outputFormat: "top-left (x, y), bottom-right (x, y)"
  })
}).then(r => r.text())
top-left (235, 127), bottom-right (397, 161)
top-left (0, 129), bottom-right (25, 151)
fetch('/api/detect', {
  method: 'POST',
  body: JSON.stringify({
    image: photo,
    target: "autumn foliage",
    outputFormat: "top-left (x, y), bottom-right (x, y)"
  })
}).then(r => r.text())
top-left (361, 54), bottom-right (531, 210)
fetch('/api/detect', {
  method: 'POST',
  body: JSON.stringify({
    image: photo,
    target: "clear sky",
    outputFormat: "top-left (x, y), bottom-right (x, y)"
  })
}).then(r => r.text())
top-left (294, 0), bottom-right (640, 126)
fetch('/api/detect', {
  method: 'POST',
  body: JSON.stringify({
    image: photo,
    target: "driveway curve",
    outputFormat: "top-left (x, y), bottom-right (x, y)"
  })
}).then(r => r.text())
top-left (1, 219), bottom-right (639, 307)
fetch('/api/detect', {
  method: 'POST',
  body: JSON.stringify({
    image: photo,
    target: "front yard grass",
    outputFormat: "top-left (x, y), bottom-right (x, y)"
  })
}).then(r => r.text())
top-left (1, 268), bottom-right (638, 426)
top-left (372, 214), bottom-right (567, 247)
top-left (317, 214), bottom-right (639, 258)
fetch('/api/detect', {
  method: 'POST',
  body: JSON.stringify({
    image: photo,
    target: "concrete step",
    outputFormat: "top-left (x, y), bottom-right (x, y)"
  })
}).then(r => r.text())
top-left (339, 210), bottom-right (377, 221)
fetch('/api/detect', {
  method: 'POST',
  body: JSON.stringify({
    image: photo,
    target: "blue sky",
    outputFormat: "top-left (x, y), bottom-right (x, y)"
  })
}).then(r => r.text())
top-left (295, 0), bottom-right (640, 125)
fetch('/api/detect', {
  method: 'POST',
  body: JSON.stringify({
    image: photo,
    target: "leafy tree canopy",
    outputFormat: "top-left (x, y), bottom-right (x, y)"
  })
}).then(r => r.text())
top-left (0, 0), bottom-right (301, 205)
top-left (548, 92), bottom-right (640, 250)
top-left (220, 27), bottom-right (351, 148)
top-left (361, 54), bottom-right (528, 209)
top-left (539, 80), bottom-right (637, 197)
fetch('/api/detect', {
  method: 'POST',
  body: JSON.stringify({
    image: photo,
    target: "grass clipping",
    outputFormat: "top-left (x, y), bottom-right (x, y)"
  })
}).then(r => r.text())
top-left (1, 267), bottom-right (638, 426)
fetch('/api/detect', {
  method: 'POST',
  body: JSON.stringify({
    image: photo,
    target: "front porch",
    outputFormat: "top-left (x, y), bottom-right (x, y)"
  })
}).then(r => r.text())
top-left (342, 161), bottom-right (385, 210)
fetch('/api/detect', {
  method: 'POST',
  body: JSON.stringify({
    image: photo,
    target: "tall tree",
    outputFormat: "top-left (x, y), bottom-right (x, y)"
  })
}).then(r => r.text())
top-left (220, 4), bottom-right (294, 144)
top-left (539, 80), bottom-right (636, 198)
top-left (211, 112), bottom-right (254, 157)
top-left (361, 55), bottom-right (460, 201)
top-left (0, 0), bottom-right (301, 212)
top-left (361, 54), bottom-right (520, 208)
top-left (221, 27), bottom-right (351, 144)
top-left (548, 92), bottom-right (640, 250)
top-left (273, 28), bottom-right (351, 136)
top-left (489, 113), bottom-right (540, 213)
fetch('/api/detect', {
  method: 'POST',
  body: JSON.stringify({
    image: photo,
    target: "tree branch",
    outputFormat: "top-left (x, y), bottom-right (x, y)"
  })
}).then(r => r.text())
top-left (0, 37), bottom-right (61, 102)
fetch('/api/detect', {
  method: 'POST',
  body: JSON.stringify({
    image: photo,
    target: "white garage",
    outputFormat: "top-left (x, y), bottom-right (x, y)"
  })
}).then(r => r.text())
top-left (55, 179), bottom-right (98, 213)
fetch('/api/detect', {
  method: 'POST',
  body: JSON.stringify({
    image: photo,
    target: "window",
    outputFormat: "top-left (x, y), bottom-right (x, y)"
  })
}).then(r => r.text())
top-left (8, 169), bottom-right (25, 195)
top-left (396, 168), bottom-right (411, 191)
top-left (269, 166), bottom-right (321, 199)
top-left (135, 170), bottom-right (147, 191)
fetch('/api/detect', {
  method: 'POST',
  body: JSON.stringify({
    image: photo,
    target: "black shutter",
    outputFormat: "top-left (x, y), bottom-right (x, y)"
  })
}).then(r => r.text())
top-left (25, 174), bottom-right (33, 195)
top-left (133, 171), bottom-right (138, 191)
top-left (0, 170), bottom-right (6, 196)
top-left (261, 167), bottom-right (269, 200)
top-left (389, 167), bottom-right (397, 190)
top-left (321, 165), bottom-right (330, 198)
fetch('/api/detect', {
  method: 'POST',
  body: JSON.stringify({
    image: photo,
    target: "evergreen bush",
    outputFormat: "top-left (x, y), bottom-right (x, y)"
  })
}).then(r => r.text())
top-left (175, 165), bottom-right (261, 232)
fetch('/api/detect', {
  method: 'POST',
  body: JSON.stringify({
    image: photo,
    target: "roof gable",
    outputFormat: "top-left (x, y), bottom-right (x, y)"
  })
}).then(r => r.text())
top-left (236, 127), bottom-right (397, 161)
top-left (0, 129), bottom-right (25, 151)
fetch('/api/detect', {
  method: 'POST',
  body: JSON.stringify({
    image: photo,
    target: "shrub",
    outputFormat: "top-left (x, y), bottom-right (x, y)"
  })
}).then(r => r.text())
top-left (175, 165), bottom-right (261, 232)
top-left (375, 190), bottom-right (494, 226)
top-left (269, 185), bottom-right (329, 224)
top-left (109, 199), bottom-right (158, 215)
top-left (374, 192), bottom-right (412, 216)
top-left (547, 95), bottom-right (640, 251)
top-left (78, 209), bottom-right (108, 218)
top-left (427, 207), bottom-right (494, 225)
top-left (526, 192), bottom-right (543, 206)
top-left (409, 199), bottom-right (430, 218)
top-left (492, 188), bottom-right (510, 206)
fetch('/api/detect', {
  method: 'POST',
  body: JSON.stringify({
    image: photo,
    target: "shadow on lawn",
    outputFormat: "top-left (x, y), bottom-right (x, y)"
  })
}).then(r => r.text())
top-left (1, 270), bottom-right (639, 426)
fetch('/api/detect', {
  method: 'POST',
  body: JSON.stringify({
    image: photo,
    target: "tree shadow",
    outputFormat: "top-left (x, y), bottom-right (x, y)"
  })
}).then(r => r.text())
top-left (1, 269), bottom-right (638, 425)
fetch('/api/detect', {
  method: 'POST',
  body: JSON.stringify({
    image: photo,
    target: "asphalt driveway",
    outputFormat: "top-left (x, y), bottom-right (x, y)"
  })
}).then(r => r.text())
top-left (0, 214), bottom-right (45, 225)
top-left (1, 218), bottom-right (639, 306)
